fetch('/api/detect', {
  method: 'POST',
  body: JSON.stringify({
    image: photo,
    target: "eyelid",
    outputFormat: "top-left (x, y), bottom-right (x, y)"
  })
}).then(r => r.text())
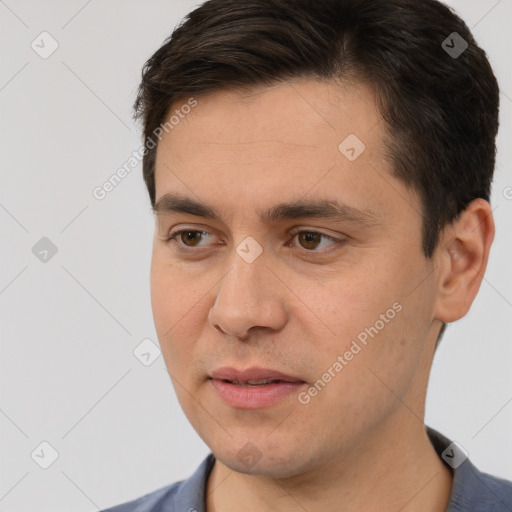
top-left (167, 226), bottom-right (206, 238)
top-left (288, 226), bottom-right (342, 240)
top-left (166, 225), bottom-right (342, 239)
top-left (286, 227), bottom-right (345, 253)
top-left (165, 225), bottom-right (346, 253)
top-left (166, 226), bottom-right (217, 244)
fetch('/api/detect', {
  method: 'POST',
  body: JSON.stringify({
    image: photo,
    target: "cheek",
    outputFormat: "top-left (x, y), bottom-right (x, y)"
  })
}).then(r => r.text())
top-left (150, 259), bottom-right (174, 338)
top-left (297, 305), bottom-right (422, 444)
top-left (150, 253), bottom-right (210, 375)
top-left (150, 256), bottom-right (186, 357)
top-left (303, 262), bottom-right (402, 351)
top-left (150, 249), bottom-right (194, 334)
top-left (304, 254), bottom-right (427, 389)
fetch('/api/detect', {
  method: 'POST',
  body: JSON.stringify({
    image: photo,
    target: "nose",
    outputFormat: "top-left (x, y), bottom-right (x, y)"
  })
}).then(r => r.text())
top-left (208, 252), bottom-right (288, 340)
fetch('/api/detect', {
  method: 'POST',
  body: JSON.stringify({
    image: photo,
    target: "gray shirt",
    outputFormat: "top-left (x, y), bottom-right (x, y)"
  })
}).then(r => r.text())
top-left (100, 428), bottom-right (512, 511)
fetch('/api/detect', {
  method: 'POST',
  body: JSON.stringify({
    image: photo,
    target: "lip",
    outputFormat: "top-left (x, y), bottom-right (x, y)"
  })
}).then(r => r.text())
top-left (210, 366), bottom-right (304, 383)
top-left (209, 366), bottom-right (306, 409)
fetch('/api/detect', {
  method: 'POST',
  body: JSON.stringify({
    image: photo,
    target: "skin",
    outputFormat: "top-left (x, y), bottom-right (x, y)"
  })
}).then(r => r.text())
top-left (150, 79), bottom-right (494, 511)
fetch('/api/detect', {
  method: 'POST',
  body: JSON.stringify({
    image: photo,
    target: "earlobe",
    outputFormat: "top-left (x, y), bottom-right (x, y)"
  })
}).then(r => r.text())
top-left (433, 198), bottom-right (495, 323)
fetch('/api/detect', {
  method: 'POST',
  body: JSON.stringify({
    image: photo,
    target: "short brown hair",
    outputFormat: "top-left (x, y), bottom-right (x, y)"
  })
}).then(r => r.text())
top-left (134, 0), bottom-right (499, 258)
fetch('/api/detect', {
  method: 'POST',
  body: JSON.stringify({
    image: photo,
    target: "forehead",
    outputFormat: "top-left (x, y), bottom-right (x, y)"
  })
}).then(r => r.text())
top-left (153, 79), bottom-right (418, 226)
top-left (157, 79), bottom-right (382, 159)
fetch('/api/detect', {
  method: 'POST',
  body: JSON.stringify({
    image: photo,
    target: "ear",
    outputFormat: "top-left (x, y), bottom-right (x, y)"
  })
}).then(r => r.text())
top-left (433, 198), bottom-right (495, 323)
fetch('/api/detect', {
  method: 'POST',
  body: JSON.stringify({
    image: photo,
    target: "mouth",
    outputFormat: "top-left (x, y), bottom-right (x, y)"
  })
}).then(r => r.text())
top-left (209, 367), bottom-right (306, 409)
top-left (224, 378), bottom-right (295, 387)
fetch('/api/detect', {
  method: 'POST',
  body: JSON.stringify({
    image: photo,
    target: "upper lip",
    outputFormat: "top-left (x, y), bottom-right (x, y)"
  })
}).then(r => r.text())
top-left (210, 367), bottom-right (305, 383)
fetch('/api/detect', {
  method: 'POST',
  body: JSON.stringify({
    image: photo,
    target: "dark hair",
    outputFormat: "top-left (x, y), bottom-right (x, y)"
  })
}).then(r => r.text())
top-left (134, 0), bottom-right (499, 259)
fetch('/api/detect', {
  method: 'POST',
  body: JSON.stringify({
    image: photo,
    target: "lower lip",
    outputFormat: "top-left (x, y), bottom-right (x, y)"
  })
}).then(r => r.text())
top-left (210, 379), bottom-right (305, 409)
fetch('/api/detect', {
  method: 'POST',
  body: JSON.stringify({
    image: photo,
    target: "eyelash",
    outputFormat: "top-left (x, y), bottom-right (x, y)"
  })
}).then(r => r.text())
top-left (164, 228), bottom-right (344, 254)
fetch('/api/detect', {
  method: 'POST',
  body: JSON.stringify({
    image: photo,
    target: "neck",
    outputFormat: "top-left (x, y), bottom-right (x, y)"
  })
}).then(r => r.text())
top-left (205, 416), bottom-right (453, 512)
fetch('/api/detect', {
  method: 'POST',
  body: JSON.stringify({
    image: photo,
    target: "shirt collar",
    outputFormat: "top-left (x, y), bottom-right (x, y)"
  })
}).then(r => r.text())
top-left (173, 453), bottom-right (215, 512)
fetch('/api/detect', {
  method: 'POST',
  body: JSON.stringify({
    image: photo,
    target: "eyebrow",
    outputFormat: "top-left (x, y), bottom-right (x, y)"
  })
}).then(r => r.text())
top-left (152, 193), bottom-right (382, 227)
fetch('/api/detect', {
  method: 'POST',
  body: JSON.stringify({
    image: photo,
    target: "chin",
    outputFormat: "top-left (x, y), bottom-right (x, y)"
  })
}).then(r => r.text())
top-left (213, 441), bottom-right (322, 479)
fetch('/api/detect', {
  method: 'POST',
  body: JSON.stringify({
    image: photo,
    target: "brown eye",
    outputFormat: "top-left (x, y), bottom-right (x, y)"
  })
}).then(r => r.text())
top-left (179, 230), bottom-right (205, 246)
top-left (297, 232), bottom-right (322, 250)
top-left (289, 230), bottom-right (342, 252)
top-left (165, 228), bottom-right (216, 250)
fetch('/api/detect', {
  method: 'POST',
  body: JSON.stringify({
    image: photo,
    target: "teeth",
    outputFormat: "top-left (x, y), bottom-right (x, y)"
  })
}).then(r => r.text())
top-left (233, 379), bottom-right (278, 386)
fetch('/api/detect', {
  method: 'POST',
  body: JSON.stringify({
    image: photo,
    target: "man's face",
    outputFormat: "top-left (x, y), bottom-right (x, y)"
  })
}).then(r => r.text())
top-left (151, 79), bottom-right (441, 477)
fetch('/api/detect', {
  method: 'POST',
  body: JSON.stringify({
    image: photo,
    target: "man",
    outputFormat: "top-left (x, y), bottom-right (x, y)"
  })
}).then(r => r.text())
top-left (102, 0), bottom-right (512, 510)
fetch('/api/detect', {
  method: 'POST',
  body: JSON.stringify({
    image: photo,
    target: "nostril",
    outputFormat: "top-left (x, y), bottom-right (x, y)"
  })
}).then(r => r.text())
top-left (214, 323), bottom-right (229, 335)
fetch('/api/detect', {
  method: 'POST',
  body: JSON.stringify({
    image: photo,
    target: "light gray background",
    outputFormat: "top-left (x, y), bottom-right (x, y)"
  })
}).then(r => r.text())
top-left (1, 1), bottom-right (511, 511)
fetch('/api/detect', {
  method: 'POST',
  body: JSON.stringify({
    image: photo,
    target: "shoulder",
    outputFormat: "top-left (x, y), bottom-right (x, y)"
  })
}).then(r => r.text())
top-left (427, 427), bottom-right (512, 511)
top-left (450, 465), bottom-right (512, 511)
